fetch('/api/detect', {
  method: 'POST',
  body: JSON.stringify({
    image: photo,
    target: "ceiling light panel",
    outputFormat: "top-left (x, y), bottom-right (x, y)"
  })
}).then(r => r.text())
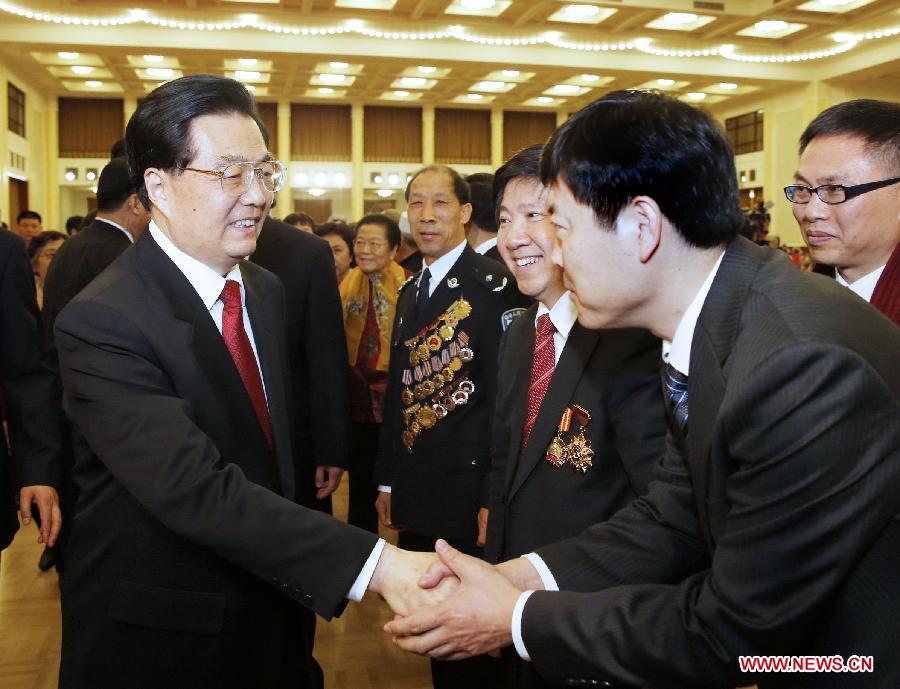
top-left (335, 0), bottom-right (398, 9)
top-left (127, 55), bottom-right (181, 69)
top-left (523, 97), bottom-right (564, 107)
top-left (470, 80), bottom-right (516, 93)
top-left (445, 0), bottom-right (513, 18)
top-left (483, 70), bottom-right (534, 83)
top-left (636, 79), bottom-right (691, 91)
top-left (679, 93), bottom-right (727, 105)
top-left (401, 66), bottom-right (452, 78)
top-left (453, 93), bottom-right (496, 103)
top-left (645, 12), bottom-right (716, 31)
top-left (563, 74), bottom-right (614, 87)
top-left (380, 91), bottom-right (424, 101)
top-left (310, 74), bottom-right (356, 86)
top-left (32, 51), bottom-right (104, 66)
top-left (224, 58), bottom-right (273, 71)
top-left (135, 68), bottom-right (185, 81)
top-left (228, 70), bottom-right (271, 83)
top-left (313, 62), bottom-right (363, 75)
top-left (544, 84), bottom-right (590, 97)
top-left (47, 66), bottom-right (114, 79)
top-left (62, 80), bottom-right (123, 93)
top-left (391, 77), bottom-right (438, 90)
top-left (737, 20), bottom-right (807, 38)
top-left (304, 88), bottom-right (348, 98)
top-left (548, 5), bottom-right (617, 25)
top-left (702, 83), bottom-right (760, 96)
top-left (797, 0), bottom-right (875, 12)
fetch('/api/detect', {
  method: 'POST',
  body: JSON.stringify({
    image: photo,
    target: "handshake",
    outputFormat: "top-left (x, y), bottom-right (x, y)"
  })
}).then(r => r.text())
top-left (366, 539), bottom-right (544, 660)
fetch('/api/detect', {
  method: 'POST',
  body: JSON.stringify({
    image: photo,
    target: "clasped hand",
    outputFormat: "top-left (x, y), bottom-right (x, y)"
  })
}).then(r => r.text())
top-left (383, 539), bottom-right (524, 660)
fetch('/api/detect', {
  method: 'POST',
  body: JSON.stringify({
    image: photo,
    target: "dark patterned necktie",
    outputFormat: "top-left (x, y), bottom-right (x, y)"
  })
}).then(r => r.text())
top-left (521, 314), bottom-right (556, 451)
top-left (220, 279), bottom-right (273, 448)
top-left (662, 361), bottom-right (689, 436)
top-left (416, 267), bottom-right (431, 320)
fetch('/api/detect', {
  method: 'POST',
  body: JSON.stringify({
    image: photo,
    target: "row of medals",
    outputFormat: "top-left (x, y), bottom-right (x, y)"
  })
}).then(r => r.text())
top-left (545, 405), bottom-right (595, 473)
top-left (401, 299), bottom-right (475, 451)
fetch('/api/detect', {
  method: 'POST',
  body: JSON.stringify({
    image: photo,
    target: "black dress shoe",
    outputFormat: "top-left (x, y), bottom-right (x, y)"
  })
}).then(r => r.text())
top-left (38, 545), bottom-right (57, 572)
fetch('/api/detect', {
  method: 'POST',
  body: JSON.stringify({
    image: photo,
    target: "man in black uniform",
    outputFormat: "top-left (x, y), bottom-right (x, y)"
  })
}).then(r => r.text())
top-left (374, 165), bottom-right (523, 688)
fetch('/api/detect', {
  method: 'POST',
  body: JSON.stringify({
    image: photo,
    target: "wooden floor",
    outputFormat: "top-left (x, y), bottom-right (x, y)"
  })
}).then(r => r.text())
top-left (0, 482), bottom-right (432, 689)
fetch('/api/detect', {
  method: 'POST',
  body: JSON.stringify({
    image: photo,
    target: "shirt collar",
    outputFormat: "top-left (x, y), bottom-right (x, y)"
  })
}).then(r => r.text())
top-left (473, 236), bottom-right (497, 255)
top-left (95, 216), bottom-right (134, 243)
top-left (836, 263), bottom-right (885, 303)
top-left (662, 250), bottom-right (725, 375)
top-left (420, 239), bottom-right (467, 287)
top-left (149, 220), bottom-right (243, 311)
top-left (535, 291), bottom-right (577, 342)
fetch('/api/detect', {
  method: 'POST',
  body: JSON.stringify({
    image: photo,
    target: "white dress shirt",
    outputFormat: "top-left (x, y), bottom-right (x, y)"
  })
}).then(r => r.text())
top-left (511, 250), bottom-right (726, 661)
top-left (836, 264), bottom-right (885, 304)
top-left (149, 221), bottom-right (384, 602)
top-left (474, 236), bottom-right (498, 256)
top-left (535, 291), bottom-right (578, 367)
top-left (96, 216), bottom-right (135, 243)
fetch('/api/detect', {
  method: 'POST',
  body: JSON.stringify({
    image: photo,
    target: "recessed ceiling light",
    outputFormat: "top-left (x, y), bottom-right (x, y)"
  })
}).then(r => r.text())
top-left (71, 66), bottom-right (93, 75)
top-left (308, 188), bottom-right (326, 197)
top-left (373, 174), bottom-right (383, 184)
top-left (144, 55), bottom-right (164, 63)
top-left (296, 173), bottom-right (309, 185)
top-left (238, 58), bottom-right (258, 67)
top-left (819, 0), bottom-right (854, 5)
top-left (467, 93), bottom-right (484, 100)
top-left (318, 87), bottom-right (335, 95)
top-left (550, 84), bottom-right (581, 95)
top-left (400, 76), bottom-right (427, 88)
top-left (314, 173), bottom-right (328, 185)
top-left (319, 73), bottom-right (347, 84)
top-left (85, 80), bottom-right (103, 88)
top-left (564, 4), bottom-right (600, 18)
top-left (64, 169), bottom-right (77, 181)
top-left (581, 74), bottom-right (600, 82)
top-left (538, 96), bottom-right (554, 104)
top-left (417, 65), bottom-right (437, 73)
top-left (330, 61), bottom-right (349, 69)
top-left (147, 67), bottom-right (174, 79)
top-left (662, 12), bottom-right (697, 25)
top-left (388, 173), bottom-right (400, 185)
top-left (334, 173), bottom-right (347, 185)
top-left (657, 78), bottom-right (676, 87)
top-left (476, 81), bottom-right (505, 90)
top-left (502, 70), bottom-right (520, 77)
top-left (85, 168), bottom-right (98, 181)
top-left (58, 51), bottom-right (79, 60)
top-left (687, 92), bottom-right (706, 101)
top-left (719, 82), bottom-right (738, 90)
top-left (393, 90), bottom-right (410, 97)
top-left (755, 20), bottom-right (788, 33)
top-left (376, 189), bottom-right (394, 198)
top-left (235, 70), bottom-right (261, 81)
top-left (460, 0), bottom-right (496, 9)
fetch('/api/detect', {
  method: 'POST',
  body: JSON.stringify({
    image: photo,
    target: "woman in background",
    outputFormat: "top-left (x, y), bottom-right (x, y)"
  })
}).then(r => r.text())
top-left (28, 231), bottom-right (66, 309)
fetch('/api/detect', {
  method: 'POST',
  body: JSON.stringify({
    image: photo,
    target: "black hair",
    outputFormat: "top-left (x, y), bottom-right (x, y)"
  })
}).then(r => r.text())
top-left (540, 90), bottom-right (743, 248)
top-left (283, 212), bottom-right (316, 230)
top-left (465, 172), bottom-right (494, 186)
top-left (97, 157), bottom-right (138, 212)
top-left (404, 165), bottom-right (470, 205)
top-left (467, 181), bottom-right (498, 233)
top-left (17, 210), bottom-right (41, 224)
top-left (799, 99), bottom-right (900, 174)
top-left (126, 74), bottom-right (264, 210)
top-left (79, 210), bottom-right (97, 231)
top-left (356, 213), bottom-right (402, 250)
top-left (493, 144), bottom-right (543, 224)
top-left (65, 215), bottom-right (83, 234)
top-left (109, 138), bottom-right (126, 159)
top-left (27, 230), bottom-right (66, 261)
top-left (315, 222), bottom-right (355, 259)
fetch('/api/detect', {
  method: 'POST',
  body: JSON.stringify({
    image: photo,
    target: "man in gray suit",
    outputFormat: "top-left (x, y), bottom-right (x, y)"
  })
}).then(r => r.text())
top-left (387, 90), bottom-right (900, 689)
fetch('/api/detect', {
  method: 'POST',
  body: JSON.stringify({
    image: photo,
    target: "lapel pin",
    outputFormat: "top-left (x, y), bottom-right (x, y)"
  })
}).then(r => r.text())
top-left (447, 277), bottom-right (460, 289)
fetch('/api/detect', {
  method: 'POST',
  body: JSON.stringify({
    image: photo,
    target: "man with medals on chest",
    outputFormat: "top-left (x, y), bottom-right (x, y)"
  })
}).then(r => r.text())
top-left (374, 165), bottom-right (525, 689)
top-left (485, 145), bottom-right (667, 689)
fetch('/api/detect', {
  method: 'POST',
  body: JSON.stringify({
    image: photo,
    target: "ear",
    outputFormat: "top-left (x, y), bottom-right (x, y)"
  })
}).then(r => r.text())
top-left (144, 168), bottom-right (168, 215)
top-left (630, 196), bottom-right (663, 264)
top-left (388, 245), bottom-right (398, 262)
top-left (459, 202), bottom-right (473, 225)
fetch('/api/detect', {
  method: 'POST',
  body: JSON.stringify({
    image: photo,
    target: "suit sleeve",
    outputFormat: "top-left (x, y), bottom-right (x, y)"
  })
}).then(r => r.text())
top-left (488, 324), bottom-right (514, 510)
top-left (302, 240), bottom-right (352, 469)
top-left (523, 344), bottom-right (900, 688)
top-left (373, 300), bottom-right (408, 487)
top-left (55, 300), bottom-right (377, 620)
top-left (0, 236), bottom-right (62, 488)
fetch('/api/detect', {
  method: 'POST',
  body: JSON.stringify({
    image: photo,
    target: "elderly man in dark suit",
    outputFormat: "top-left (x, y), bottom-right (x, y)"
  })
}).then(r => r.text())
top-left (484, 144), bottom-right (666, 688)
top-left (387, 90), bottom-right (900, 689)
top-left (53, 74), bottom-right (453, 689)
top-left (0, 228), bottom-right (62, 561)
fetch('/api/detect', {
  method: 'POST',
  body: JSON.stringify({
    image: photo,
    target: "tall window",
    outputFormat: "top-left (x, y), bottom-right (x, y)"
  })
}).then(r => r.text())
top-left (8, 82), bottom-right (25, 137)
top-left (726, 110), bottom-right (764, 155)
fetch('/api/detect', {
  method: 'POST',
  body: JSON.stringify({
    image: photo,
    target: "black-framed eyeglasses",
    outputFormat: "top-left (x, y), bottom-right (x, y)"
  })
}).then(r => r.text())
top-left (784, 176), bottom-right (900, 205)
top-left (179, 160), bottom-right (286, 196)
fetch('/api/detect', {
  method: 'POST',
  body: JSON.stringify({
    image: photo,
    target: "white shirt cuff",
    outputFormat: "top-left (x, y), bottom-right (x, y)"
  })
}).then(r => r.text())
top-left (377, 485), bottom-right (391, 493)
top-left (346, 538), bottom-right (386, 602)
top-left (523, 552), bottom-right (559, 591)
top-left (512, 590), bottom-right (535, 661)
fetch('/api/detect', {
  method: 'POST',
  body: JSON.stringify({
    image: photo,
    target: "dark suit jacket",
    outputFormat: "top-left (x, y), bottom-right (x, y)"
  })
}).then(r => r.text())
top-left (0, 230), bottom-right (61, 548)
top-left (485, 302), bottom-right (665, 563)
top-left (523, 237), bottom-right (900, 688)
top-left (251, 217), bottom-right (352, 509)
top-left (54, 232), bottom-right (377, 689)
top-left (375, 246), bottom-right (525, 543)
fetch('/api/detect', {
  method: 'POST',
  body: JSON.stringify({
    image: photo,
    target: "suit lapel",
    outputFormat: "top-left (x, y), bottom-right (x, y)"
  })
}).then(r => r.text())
top-left (242, 264), bottom-right (295, 500)
top-left (687, 237), bottom-right (763, 549)
top-left (509, 323), bottom-right (602, 500)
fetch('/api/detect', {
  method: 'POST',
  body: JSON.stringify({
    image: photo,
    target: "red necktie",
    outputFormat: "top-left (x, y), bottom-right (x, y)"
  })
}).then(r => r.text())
top-left (521, 313), bottom-right (556, 451)
top-left (220, 279), bottom-right (273, 448)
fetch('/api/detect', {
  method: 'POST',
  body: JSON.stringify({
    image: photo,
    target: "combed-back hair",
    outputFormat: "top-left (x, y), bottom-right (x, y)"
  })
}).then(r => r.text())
top-left (404, 165), bottom-right (470, 205)
top-left (540, 90), bottom-right (743, 248)
top-left (126, 74), bottom-right (264, 209)
top-left (493, 144), bottom-right (544, 224)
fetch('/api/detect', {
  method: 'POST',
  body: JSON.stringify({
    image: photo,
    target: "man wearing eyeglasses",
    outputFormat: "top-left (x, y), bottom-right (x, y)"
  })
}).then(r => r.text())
top-left (787, 98), bottom-right (900, 325)
top-left (52, 74), bottom-right (455, 689)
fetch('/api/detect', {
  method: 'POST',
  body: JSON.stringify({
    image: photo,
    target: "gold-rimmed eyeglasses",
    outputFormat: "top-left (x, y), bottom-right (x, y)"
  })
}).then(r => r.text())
top-left (179, 160), bottom-right (287, 196)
